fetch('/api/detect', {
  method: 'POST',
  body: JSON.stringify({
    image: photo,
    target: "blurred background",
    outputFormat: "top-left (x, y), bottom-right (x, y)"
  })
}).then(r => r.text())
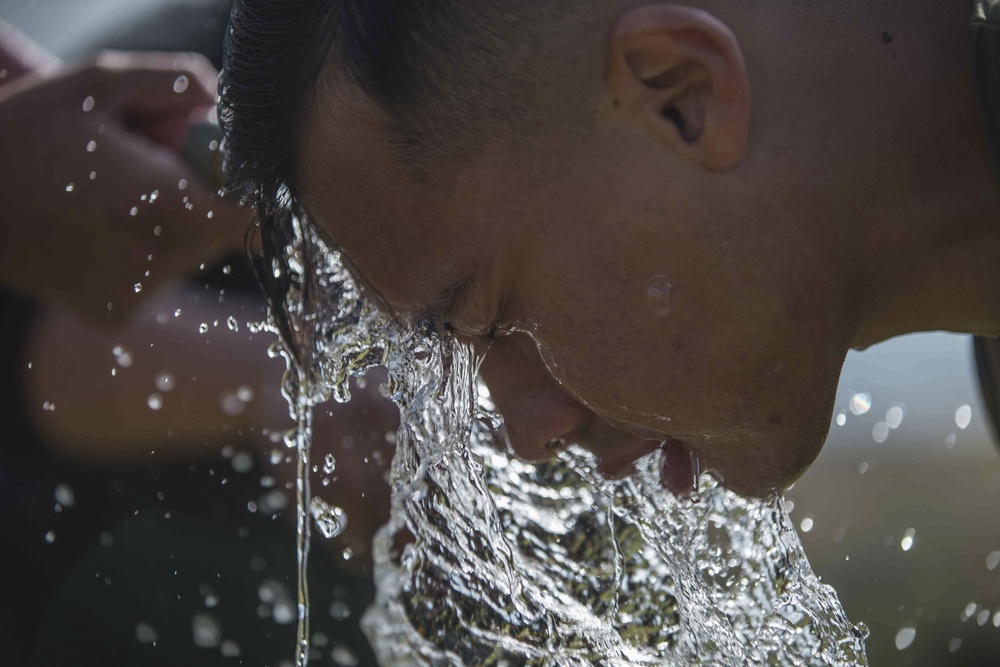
top-left (1, 1), bottom-right (998, 666)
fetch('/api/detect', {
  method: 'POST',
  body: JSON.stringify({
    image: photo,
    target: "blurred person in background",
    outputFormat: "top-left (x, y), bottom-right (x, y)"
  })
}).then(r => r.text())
top-left (0, 4), bottom-right (391, 665)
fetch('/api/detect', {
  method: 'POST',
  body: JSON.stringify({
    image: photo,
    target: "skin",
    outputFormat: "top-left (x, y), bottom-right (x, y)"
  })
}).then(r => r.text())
top-left (298, 0), bottom-right (1000, 497)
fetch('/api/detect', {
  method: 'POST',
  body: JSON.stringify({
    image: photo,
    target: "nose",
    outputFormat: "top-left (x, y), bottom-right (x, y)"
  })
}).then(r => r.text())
top-left (479, 335), bottom-right (590, 462)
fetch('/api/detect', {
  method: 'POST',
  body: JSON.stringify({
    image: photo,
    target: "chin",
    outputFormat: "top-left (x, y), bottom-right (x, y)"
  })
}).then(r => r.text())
top-left (698, 415), bottom-right (831, 499)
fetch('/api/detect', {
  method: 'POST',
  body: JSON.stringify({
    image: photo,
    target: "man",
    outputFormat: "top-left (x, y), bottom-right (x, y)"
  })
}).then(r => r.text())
top-left (220, 0), bottom-right (1000, 498)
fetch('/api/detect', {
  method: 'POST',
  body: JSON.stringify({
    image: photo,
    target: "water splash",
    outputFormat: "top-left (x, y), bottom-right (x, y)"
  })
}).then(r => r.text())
top-left (267, 219), bottom-right (868, 666)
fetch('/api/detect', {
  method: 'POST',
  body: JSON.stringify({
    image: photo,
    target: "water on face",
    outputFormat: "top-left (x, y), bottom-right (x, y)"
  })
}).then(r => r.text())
top-left (270, 219), bottom-right (869, 666)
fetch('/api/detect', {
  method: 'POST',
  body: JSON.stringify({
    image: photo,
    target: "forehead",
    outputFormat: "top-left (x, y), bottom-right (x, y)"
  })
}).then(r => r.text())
top-left (297, 80), bottom-right (484, 313)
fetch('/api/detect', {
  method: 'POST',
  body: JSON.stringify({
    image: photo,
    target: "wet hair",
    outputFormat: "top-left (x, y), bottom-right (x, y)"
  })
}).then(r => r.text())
top-left (219, 1), bottom-right (605, 356)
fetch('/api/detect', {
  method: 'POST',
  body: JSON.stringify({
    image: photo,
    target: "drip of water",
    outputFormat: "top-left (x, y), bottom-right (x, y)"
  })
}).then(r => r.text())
top-left (268, 219), bottom-right (869, 666)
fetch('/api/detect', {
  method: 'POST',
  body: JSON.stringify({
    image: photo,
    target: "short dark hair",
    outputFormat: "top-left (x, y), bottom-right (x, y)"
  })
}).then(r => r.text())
top-left (219, 1), bottom-right (605, 355)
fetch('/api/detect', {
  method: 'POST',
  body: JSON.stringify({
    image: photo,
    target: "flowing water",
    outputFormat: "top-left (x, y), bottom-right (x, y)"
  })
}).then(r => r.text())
top-left (266, 217), bottom-right (869, 666)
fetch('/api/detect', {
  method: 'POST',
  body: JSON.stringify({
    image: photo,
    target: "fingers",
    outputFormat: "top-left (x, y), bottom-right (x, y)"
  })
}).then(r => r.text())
top-left (74, 51), bottom-right (218, 128)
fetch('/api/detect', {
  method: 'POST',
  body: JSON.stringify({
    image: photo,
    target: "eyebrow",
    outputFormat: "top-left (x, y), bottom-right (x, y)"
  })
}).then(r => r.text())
top-left (417, 274), bottom-right (477, 331)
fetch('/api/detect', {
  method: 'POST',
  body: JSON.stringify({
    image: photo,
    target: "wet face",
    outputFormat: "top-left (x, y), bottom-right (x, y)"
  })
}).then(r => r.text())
top-left (298, 7), bottom-right (860, 497)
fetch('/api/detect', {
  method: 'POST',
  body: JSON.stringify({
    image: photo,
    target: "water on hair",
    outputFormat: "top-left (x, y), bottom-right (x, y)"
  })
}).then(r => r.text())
top-left (269, 219), bottom-right (869, 666)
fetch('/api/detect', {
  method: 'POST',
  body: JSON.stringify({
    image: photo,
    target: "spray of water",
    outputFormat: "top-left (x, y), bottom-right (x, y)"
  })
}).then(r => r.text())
top-left (267, 218), bottom-right (869, 666)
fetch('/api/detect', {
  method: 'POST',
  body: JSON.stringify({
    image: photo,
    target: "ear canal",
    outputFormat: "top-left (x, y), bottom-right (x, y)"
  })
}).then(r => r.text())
top-left (661, 101), bottom-right (702, 143)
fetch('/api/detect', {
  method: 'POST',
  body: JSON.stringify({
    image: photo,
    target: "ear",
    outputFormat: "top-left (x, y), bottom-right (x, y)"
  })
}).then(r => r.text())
top-left (606, 5), bottom-right (751, 171)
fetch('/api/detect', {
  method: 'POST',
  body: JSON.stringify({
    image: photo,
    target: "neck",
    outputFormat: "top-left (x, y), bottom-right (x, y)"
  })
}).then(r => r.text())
top-left (850, 0), bottom-right (1000, 348)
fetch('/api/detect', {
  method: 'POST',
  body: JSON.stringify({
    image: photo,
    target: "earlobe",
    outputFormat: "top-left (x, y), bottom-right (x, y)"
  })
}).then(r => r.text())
top-left (607, 5), bottom-right (751, 171)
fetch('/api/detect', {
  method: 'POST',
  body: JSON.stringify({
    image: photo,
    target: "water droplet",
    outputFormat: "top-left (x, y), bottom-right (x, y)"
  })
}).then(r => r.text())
top-left (192, 611), bottom-right (221, 648)
top-left (309, 496), bottom-right (347, 539)
top-left (147, 393), bottom-right (163, 411)
top-left (858, 461), bottom-right (869, 474)
top-left (86, 140), bottom-right (97, 152)
top-left (330, 645), bottom-right (359, 667)
top-left (174, 309), bottom-right (182, 318)
top-left (207, 210), bottom-right (214, 219)
top-left (945, 432), bottom-right (957, 449)
top-left (885, 405), bottom-right (904, 429)
top-left (89, 171), bottom-right (97, 180)
top-left (135, 622), bottom-right (158, 644)
top-left (269, 449), bottom-right (284, 465)
top-left (148, 190), bottom-right (159, 203)
top-left (220, 640), bottom-right (241, 657)
top-left (173, 75), bottom-right (189, 93)
top-left (198, 323), bottom-right (209, 334)
top-left (977, 608), bottom-right (991, 626)
top-left (155, 372), bottom-right (175, 392)
top-left (322, 454), bottom-right (336, 475)
top-left (849, 392), bottom-right (871, 416)
top-left (872, 421), bottom-right (889, 443)
top-left (475, 409), bottom-right (504, 430)
top-left (900, 527), bottom-right (916, 552)
top-left (237, 385), bottom-right (253, 402)
top-left (231, 451), bottom-right (254, 473)
top-left (835, 412), bottom-right (846, 426)
top-left (800, 515), bottom-right (814, 533)
top-left (112, 345), bottom-right (133, 367)
top-left (955, 404), bottom-right (972, 430)
top-left (129, 206), bottom-right (138, 217)
top-left (986, 550), bottom-right (1000, 571)
top-left (222, 264), bottom-right (231, 274)
top-left (64, 183), bottom-right (74, 192)
top-left (227, 316), bottom-right (239, 332)
top-left (134, 282), bottom-right (143, 293)
top-left (645, 275), bottom-right (673, 316)
top-left (44, 530), bottom-right (55, 544)
top-left (82, 95), bottom-right (95, 112)
top-left (54, 483), bottom-right (74, 508)
top-left (220, 392), bottom-right (245, 416)
top-left (894, 625), bottom-right (916, 651)
top-left (153, 225), bottom-right (162, 237)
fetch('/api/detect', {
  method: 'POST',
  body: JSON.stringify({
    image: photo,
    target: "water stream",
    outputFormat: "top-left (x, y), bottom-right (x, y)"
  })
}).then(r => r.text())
top-left (266, 217), bottom-right (869, 666)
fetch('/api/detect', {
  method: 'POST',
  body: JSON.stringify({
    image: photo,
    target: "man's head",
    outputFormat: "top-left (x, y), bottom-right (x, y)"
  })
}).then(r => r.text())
top-left (221, 1), bottom-right (992, 496)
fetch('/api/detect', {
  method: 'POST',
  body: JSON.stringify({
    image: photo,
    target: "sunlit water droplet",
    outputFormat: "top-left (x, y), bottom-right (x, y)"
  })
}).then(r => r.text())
top-left (112, 345), bottom-right (133, 367)
top-left (135, 622), bottom-right (158, 644)
top-left (322, 454), bottom-right (336, 475)
top-left (309, 497), bottom-right (347, 540)
top-left (849, 392), bottom-right (871, 415)
top-left (885, 405), bottom-right (904, 429)
top-left (872, 421), bottom-right (889, 444)
top-left (198, 323), bottom-right (209, 334)
top-left (894, 625), bottom-right (916, 651)
top-left (173, 75), bottom-right (189, 93)
top-left (227, 316), bottom-right (239, 331)
top-left (54, 483), bottom-right (74, 508)
top-left (900, 527), bottom-right (916, 552)
top-left (955, 404), bottom-right (972, 430)
top-left (82, 95), bottom-right (94, 112)
top-left (192, 612), bottom-right (221, 648)
top-left (64, 183), bottom-right (74, 192)
top-left (86, 140), bottom-right (97, 152)
top-left (147, 393), bottom-right (163, 411)
top-left (155, 372), bottom-right (175, 392)
top-left (134, 282), bottom-right (143, 293)
top-left (986, 550), bottom-right (1000, 571)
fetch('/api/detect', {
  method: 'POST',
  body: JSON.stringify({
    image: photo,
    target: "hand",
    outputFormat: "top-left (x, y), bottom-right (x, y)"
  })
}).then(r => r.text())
top-left (0, 50), bottom-right (251, 325)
